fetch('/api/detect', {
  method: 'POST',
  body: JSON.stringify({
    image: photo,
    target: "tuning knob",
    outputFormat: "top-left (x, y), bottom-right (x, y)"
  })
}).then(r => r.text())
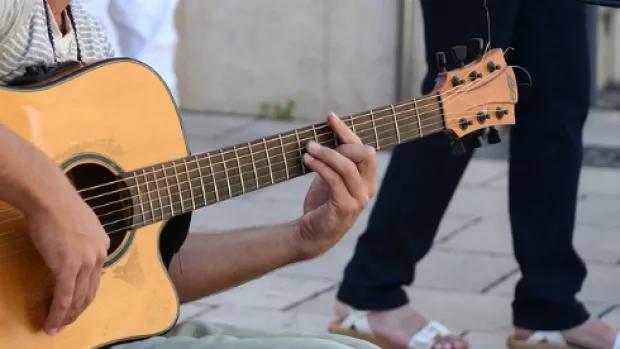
top-left (471, 135), bottom-right (483, 148)
top-left (451, 139), bottom-right (467, 156)
top-left (486, 126), bottom-right (501, 144)
top-left (436, 51), bottom-right (447, 72)
top-left (471, 129), bottom-right (485, 148)
top-left (468, 38), bottom-right (484, 60)
top-left (452, 45), bottom-right (467, 66)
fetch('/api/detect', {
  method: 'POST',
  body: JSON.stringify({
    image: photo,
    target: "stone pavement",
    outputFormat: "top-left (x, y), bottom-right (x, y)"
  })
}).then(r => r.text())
top-left (173, 108), bottom-right (620, 349)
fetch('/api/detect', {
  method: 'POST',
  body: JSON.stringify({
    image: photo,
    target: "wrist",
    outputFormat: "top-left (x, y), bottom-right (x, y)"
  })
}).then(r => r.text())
top-left (286, 218), bottom-right (327, 262)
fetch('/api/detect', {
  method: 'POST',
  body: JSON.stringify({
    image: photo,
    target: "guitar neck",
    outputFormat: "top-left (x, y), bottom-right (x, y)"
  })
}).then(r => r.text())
top-left (124, 93), bottom-right (445, 228)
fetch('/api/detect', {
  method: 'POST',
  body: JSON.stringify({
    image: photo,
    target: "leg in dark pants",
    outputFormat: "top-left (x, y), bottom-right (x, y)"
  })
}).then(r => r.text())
top-left (335, 0), bottom-right (613, 346)
top-left (508, 0), bottom-right (590, 330)
top-left (336, 0), bottom-right (519, 313)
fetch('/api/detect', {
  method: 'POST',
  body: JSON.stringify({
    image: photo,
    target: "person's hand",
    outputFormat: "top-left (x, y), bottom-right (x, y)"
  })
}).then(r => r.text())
top-left (296, 112), bottom-right (377, 258)
top-left (25, 183), bottom-right (110, 336)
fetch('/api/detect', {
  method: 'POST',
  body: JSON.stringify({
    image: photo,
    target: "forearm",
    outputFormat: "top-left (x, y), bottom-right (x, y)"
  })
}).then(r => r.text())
top-left (168, 220), bottom-right (308, 303)
top-left (0, 125), bottom-right (69, 215)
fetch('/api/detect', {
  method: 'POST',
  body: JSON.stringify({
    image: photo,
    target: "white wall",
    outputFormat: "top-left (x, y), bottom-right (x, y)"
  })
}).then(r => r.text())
top-left (174, 0), bottom-right (426, 122)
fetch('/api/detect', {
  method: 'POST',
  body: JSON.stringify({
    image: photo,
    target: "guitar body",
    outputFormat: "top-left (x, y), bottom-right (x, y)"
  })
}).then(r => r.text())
top-left (0, 60), bottom-right (187, 348)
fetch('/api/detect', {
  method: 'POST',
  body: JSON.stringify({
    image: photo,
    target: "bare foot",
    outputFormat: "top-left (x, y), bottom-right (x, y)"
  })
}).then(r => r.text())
top-left (514, 318), bottom-right (618, 349)
top-left (334, 300), bottom-right (468, 349)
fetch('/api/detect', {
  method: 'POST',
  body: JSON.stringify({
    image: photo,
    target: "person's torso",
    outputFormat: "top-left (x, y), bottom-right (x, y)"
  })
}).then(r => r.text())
top-left (0, 0), bottom-right (113, 86)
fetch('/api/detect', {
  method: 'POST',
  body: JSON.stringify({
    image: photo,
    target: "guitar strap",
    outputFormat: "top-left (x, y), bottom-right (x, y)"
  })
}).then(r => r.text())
top-left (41, 0), bottom-right (83, 63)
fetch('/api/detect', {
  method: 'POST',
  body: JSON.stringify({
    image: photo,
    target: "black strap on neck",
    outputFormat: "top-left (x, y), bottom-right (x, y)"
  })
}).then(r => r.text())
top-left (42, 0), bottom-right (82, 63)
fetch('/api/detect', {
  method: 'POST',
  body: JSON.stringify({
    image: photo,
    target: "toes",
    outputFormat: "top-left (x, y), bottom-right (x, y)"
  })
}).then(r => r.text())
top-left (433, 336), bottom-right (468, 349)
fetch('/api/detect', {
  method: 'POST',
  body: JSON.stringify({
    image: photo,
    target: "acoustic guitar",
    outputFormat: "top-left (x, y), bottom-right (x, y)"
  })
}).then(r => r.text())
top-left (0, 40), bottom-right (518, 348)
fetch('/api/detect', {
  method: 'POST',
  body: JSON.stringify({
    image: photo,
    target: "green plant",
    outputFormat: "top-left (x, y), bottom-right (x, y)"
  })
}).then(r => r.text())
top-left (259, 100), bottom-right (296, 121)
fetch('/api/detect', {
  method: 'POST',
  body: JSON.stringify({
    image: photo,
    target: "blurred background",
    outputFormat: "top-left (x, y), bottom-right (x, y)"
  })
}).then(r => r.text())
top-left (174, 1), bottom-right (620, 120)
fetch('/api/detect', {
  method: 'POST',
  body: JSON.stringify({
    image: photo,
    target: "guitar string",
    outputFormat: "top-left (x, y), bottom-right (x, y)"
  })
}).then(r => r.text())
top-left (0, 125), bottom-right (462, 256)
top-left (0, 99), bottom-right (508, 232)
top-left (0, 112), bottom-right (497, 243)
top-left (0, 69), bottom-right (509, 229)
top-left (0, 109), bottom-right (466, 236)
top-left (0, 71), bottom-right (498, 219)
top-left (41, 60), bottom-right (505, 198)
top-left (0, 75), bottom-right (510, 252)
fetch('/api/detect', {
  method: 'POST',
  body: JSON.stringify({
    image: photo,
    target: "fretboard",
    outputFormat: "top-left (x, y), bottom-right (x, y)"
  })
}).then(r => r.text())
top-left (124, 93), bottom-right (445, 228)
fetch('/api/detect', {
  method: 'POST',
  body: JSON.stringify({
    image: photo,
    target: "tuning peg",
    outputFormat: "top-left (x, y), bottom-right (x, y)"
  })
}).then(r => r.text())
top-left (472, 129), bottom-right (485, 148)
top-left (451, 139), bottom-right (467, 156)
top-left (436, 51), bottom-right (447, 72)
top-left (452, 45), bottom-right (467, 66)
top-left (467, 38), bottom-right (484, 60)
top-left (486, 126), bottom-right (501, 144)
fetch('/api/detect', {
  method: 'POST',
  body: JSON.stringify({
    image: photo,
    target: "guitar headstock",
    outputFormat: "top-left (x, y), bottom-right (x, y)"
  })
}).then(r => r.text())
top-left (431, 39), bottom-right (518, 150)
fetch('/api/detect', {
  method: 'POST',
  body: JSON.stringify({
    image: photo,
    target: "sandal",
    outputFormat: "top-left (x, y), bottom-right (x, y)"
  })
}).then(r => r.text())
top-left (328, 307), bottom-right (464, 349)
top-left (507, 330), bottom-right (620, 349)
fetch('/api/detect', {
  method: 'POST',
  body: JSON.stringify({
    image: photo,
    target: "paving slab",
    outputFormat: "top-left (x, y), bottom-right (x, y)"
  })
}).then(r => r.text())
top-left (197, 273), bottom-right (335, 310)
top-left (274, 213), bottom-right (480, 281)
top-left (487, 166), bottom-right (620, 197)
top-left (439, 218), bottom-right (620, 264)
top-left (188, 194), bottom-right (304, 232)
top-left (414, 250), bottom-right (517, 293)
top-left (576, 194), bottom-right (620, 228)
top-left (466, 331), bottom-right (512, 349)
top-left (445, 185), bottom-right (509, 218)
top-left (459, 158), bottom-right (508, 187)
top-left (180, 110), bottom-right (257, 140)
top-left (487, 262), bottom-right (620, 304)
top-left (292, 288), bottom-right (612, 334)
top-left (195, 305), bottom-right (334, 335)
top-left (178, 302), bottom-right (217, 323)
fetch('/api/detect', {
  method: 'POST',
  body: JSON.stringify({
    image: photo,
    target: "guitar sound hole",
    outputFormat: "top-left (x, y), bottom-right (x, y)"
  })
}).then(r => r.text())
top-left (65, 163), bottom-right (132, 257)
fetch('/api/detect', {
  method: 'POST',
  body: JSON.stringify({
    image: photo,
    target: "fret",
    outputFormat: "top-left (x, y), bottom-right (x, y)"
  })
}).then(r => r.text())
top-left (413, 99), bottom-right (423, 137)
top-left (183, 158), bottom-right (196, 210)
top-left (294, 130), bottom-right (305, 174)
top-left (152, 166), bottom-right (166, 220)
top-left (208, 155), bottom-right (220, 202)
top-left (278, 134), bottom-right (290, 179)
top-left (370, 110), bottom-right (380, 149)
top-left (220, 149), bottom-right (233, 198)
top-left (349, 115), bottom-right (357, 135)
top-left (391, 104), bottom-right (401, 144)
top-left (162, 164), bottom-right (175, 216)
top-left (311, 125), bottom-right (319, 143)
top-left (248, 142), bottom-right (260, 189)
top-left (172, 161), bottom-right (185, 212)
top-left (195, 155), bottom-right (209, 206)
top-left (142, 169), bottom-right (156, 222)
top-left (417, 96), bottom-right (444, 136)
top-left (133, 173), bottom-right (148, 223)
top-left (263, 138), bottom-right (275, 184)
top-left (233, 145), bottom-right (246, 194)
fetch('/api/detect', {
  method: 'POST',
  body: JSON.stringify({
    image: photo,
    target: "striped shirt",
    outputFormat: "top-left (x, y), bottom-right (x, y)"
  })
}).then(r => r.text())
top-left (0, 0), bottom-right (114, 86)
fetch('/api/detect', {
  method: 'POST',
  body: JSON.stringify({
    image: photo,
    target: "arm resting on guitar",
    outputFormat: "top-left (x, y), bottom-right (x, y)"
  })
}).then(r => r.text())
top-left (168, 220), bottom-right (306, 303)
top-left (0, 124), bottom-right (73, 216)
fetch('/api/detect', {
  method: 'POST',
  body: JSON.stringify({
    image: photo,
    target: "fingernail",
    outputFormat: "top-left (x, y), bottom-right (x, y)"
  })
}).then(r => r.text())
top-left (308, 141), bottom-right (321, 154)
top-left (47, 328), bottom-right (58, 336)
top-left (304, 153), bottom-right (315, 162)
